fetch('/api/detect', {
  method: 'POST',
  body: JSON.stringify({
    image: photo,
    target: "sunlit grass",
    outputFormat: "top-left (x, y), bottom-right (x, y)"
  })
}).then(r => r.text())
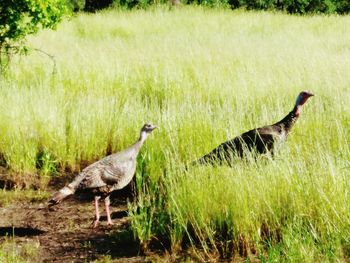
top-left (0, 6), bottom-right (349, 261)
top-left (0, 237), bottom-right (40, 262)
top-left (0, 189), bottom-right (50, 207)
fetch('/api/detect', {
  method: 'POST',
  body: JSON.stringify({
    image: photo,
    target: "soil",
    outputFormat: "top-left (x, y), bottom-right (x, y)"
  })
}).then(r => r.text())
top-left (0, 174), bottom-right (254, 263)
top-left (0, 186), bottom-right (155, 262)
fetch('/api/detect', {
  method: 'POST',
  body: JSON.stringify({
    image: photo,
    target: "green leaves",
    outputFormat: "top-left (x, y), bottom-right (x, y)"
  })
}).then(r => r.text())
top-left (0, 0), bottom-right (66, 66)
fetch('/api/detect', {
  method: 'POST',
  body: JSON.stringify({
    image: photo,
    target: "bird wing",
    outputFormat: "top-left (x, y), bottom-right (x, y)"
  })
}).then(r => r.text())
top-left (77, 161), bottom-right (107, 189)
top-left (78, 153), bottom-right (135, 189)
top-left (257, 124), bottom-right (287, 143)
top-left (226, 127), bottom-right (278, 156)
top-left (99, 156), bottom-right (132, 185)
top-left (257, 124), bottom-right (283, 137)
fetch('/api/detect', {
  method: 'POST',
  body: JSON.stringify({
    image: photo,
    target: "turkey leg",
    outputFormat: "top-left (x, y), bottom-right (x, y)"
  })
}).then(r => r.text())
top-left (105, 196), bottom-right (114, 226)
top-left (93, 196), bottom-right (101, 228)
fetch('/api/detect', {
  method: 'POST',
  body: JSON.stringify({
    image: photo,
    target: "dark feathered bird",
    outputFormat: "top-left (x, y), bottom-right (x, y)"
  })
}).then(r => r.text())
top-left (49, 123), bottom-right (157, 227)
top-left (194, 91), bottom-right (314, 165)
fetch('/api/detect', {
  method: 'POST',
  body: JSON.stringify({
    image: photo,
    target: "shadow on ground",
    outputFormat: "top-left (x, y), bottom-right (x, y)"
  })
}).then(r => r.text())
top-left (0, 226), bottom-right (45, 237)
top-left (0, 185), bottom-right (148, 262)
top-left (100, 210), bottom-right (128, 221)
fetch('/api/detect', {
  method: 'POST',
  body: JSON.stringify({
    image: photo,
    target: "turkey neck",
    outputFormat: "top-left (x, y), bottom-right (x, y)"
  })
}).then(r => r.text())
top-left (133, 131), bottom-right (149, 152)
top-left (275, 104), bottom-right (303, 133)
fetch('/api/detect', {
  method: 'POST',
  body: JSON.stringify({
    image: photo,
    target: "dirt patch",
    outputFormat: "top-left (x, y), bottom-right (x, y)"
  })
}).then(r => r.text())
top-left (0, 192), bottom-right (150, 262)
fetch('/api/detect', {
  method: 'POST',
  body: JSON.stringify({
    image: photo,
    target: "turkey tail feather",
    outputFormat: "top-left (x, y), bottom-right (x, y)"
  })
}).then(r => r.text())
top-left (48, 170), bottom-right (88, 207)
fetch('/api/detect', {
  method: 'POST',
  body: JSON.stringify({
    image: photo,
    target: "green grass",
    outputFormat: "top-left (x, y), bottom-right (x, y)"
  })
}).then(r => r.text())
top-left (1, 6), bottom-right (350, 261)
top-left (0, 189), bottom-right (50, 206)
top-left (0, 237), bottom-right (40, 262)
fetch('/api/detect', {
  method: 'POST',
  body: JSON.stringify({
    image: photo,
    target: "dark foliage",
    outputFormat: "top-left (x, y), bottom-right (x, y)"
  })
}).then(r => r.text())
top-left (228, 0), bottom-right (337, 14)
top-left (226, 0), bottom-right (350, 13)
top-left (65, 0), bottom-right (350, 13)
top-left (229, 0), bottom-right (350, 13)
top-left (84, 0), bottom-right (113, 12)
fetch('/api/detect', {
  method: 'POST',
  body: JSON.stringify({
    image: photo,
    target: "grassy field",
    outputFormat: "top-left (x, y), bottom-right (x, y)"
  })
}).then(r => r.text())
top-left (1, 6), bottom-right (350, 261)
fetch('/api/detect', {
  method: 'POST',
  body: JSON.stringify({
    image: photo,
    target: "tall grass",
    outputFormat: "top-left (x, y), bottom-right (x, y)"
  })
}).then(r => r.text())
top-left (1, 7), bottom-right (350, 260)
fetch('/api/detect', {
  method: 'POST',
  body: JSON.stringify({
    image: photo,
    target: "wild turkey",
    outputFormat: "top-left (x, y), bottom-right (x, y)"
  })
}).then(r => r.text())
top-left (195, 91), bottom-right (314, 165)
top-left (49, 123), bottom-right (157, 227)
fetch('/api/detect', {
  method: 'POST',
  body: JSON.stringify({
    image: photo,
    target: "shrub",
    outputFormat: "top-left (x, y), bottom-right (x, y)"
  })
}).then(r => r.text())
top-left (109, 0), bottom-right (350, 13)
top-left (229, 0), bottom-right (348, 14)
top-left (66, 0), bottom-right (86, 12)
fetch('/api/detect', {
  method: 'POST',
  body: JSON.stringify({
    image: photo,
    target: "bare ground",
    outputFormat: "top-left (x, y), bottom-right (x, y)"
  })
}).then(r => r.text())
top-left (0, 188), bottom-right (155, 263)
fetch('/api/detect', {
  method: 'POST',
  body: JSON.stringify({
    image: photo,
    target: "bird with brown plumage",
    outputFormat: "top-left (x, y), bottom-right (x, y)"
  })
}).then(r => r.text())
top-left (48, 123), bottom-right (157, 228)
top-left (194, 91), bottom-right (314, 165)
